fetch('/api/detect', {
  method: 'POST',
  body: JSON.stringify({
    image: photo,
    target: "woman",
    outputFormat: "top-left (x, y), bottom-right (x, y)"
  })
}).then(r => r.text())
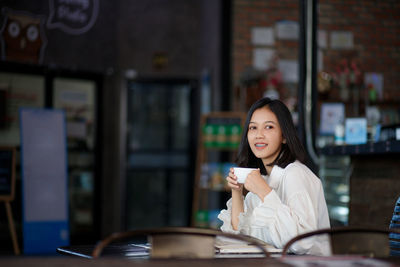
top-left (218, 97), bottom-right (330, 255)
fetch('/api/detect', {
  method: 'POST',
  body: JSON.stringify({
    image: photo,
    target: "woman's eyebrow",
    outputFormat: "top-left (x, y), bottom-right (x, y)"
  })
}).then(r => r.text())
top-left (250, 120), bottom-right (277, 124)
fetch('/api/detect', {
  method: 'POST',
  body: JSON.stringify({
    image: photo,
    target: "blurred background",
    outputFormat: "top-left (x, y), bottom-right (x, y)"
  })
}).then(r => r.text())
top-left (0, 0), bottom-right (399, 255)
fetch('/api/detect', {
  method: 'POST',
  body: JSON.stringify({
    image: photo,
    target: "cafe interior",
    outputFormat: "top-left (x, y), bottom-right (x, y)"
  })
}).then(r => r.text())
top-left (0, 0), bottom-right (400, 266)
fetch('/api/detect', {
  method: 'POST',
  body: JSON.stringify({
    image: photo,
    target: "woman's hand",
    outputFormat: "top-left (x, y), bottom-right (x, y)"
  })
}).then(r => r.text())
top-left (226, 168), bottom-right (243, 192)
top-left (228, 167), bottom-right (244, 230)
top-left (244, 169), bottom-right (271, 201)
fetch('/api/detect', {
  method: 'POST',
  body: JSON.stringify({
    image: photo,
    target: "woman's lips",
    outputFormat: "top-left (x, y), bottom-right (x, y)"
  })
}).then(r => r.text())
top-left (254, 143), bottom-right (267, 150)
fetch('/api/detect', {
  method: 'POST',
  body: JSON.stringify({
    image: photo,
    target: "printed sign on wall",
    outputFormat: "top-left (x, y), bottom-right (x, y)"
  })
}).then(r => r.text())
top-left (47, 0), bottom-right (99, 35)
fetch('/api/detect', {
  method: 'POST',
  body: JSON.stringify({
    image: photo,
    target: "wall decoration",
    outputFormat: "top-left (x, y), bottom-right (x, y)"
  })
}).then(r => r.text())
top-left (47, 0), bottom-right (99, 35)
top-left (275, 20), bottom-right (298, 40)
top-left (252, 48), bottom-right (275, 71)
top-left (319, 102), bottom-right (345, 136)
top-left (53, 78), bottom-right (96, 149)
top-left (330, 31), bottom-right (354, 49)
top-left (0, 8), bottom-right (47, 64)
top-left (251, 27), bottom-right (274, 46)
top-left (278, 59), bottom-right (298, 83)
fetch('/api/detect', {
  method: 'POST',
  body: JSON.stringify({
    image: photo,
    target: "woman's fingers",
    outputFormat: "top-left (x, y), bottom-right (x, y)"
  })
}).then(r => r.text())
top-left (226, 174), bottom-right (241, 190)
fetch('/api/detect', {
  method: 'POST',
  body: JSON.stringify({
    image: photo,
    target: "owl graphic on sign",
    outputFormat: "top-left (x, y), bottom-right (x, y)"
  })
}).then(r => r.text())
top-left (0, 8), bottom-right (47, 64)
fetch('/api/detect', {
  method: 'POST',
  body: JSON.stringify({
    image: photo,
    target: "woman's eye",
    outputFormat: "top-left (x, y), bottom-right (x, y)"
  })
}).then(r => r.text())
top-left (265, 125), bottom-right (273, 129)
top-left (249, 126), bottom-right (256, 130)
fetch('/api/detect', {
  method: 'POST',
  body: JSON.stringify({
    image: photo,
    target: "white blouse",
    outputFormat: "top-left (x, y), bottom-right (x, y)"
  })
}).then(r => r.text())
top-left (218, 161), bottom-right (331, 256)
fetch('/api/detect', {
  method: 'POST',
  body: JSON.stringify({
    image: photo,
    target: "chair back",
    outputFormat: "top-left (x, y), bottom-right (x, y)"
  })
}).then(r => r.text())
top-left (92, 227), bottom-right (270, 259)
top-left (389, 196), bottom-right (400, 256)
top-left (282, 227), bottom-right (400, 257)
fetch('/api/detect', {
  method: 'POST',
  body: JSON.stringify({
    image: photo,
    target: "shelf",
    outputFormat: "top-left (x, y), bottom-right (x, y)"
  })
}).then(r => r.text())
top-left (319, 140), bottom-right (400, 156)
top-left (191, 112), bottom-right (246, 228)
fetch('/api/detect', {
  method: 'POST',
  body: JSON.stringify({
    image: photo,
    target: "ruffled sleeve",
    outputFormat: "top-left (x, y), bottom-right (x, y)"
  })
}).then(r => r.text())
top-left (218, 196), bottom-right (255, 235)
top-left (218, 198), bottom-right (238, 234)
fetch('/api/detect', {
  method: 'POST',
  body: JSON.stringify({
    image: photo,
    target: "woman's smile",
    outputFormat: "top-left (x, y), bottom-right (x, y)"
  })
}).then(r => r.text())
top-left (254, 143), bottom-right (267, 150)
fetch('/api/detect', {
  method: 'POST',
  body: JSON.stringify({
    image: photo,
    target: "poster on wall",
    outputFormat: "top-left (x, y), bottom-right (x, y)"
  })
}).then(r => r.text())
top-left (20, 108), bottom-right (69, 254)
top-left (278, 60), bottom-right (298, 83)
top-left (0, 73), bottom-right (45, 146)
top-left (252, 48), bottom-right (275, 71)
top-left (251, 27), bottom-right (274, 46)
top-left (275, 20), bottom-right (299, 40)
top-left (53, 78), bottom-right (96, 149)
top-left (330, 31), bottom-right (354, 49)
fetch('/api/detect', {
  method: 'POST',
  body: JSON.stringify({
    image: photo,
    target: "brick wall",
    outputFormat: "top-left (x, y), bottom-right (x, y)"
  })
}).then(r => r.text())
top-left (318, 0), bottom-right (400, 102)
top-left (232, 0), bottom-right (299, 80)
top-left (232, 0), bottom-right (400, 111)
top-left (232, 0), bottom-right (299, 110)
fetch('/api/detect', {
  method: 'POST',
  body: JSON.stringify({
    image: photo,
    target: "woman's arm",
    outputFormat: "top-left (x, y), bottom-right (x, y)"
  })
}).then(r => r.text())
top-left (231, 190), bottom-right (244, 230)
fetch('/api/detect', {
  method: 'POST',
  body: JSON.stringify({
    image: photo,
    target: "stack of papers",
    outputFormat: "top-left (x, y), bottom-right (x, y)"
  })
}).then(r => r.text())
top-left (214, 236), bottom-right (282, 254)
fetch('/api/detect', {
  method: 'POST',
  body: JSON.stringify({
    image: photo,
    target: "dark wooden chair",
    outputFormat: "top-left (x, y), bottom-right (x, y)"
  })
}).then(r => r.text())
top-left (92, 227), bottom-right (270, 259)
top-left (390, 196), bottom-right (400, 256)
top-left (282, 227), bottom-right (400, 258)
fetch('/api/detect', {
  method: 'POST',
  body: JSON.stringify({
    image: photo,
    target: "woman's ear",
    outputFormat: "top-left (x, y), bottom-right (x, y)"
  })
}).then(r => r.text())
top-left (282, 138), bottom-right (287, 144)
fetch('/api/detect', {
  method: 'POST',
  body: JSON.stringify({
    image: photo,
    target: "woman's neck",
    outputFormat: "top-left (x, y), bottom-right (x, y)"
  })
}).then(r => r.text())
top-left (265, 165), bottom-right (273, 175)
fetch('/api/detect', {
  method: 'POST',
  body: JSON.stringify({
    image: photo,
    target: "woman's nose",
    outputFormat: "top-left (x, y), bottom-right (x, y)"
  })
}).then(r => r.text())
top-left (255, 129), bottom-right (264, 138)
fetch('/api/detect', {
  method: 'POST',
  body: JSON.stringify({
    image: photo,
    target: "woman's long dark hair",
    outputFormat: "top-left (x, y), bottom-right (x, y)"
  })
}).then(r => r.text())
top-left (236, 97), bottom-right (306, 175)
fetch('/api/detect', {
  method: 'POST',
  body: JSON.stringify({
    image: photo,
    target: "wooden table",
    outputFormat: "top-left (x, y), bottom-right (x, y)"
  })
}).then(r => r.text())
top-left (0, 257), bottom-right (289, 267)
top-left (2, 255), bottom-right (399, 267)
top-left (3, 243), bottom-right (391, 267)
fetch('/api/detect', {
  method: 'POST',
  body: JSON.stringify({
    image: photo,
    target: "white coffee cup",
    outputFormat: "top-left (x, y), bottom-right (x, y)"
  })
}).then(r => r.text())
top-left (233, 167), bottom-right (257, 183)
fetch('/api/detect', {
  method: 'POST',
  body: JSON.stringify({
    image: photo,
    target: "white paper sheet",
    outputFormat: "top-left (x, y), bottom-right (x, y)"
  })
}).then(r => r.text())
top-left (215, 236), bottom-right (282, 254)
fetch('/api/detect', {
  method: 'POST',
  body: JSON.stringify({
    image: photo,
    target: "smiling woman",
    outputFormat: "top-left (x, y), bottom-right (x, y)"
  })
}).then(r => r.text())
top-left (218, 97), bottom-right (331, 256)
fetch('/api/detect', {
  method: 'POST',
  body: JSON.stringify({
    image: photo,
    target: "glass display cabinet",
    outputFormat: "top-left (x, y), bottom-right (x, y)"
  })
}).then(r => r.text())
top-left (125, 78), bottom-right (198, 229)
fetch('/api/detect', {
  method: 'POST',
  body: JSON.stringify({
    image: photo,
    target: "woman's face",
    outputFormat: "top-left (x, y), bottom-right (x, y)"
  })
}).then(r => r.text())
top-left (247, 107), bottom-right (285, 166)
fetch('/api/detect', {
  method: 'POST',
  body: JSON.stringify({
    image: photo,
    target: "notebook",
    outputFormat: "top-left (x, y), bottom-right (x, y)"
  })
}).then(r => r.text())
top-left (214, 236), bottom-right (282, 254)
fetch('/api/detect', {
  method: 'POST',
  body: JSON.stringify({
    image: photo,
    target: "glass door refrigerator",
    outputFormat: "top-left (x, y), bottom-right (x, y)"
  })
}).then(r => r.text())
top-left (125, 78), bottom-right (198, 229)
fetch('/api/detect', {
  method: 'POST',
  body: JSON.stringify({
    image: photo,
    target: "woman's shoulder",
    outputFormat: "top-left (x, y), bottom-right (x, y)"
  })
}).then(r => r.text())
top-left (283, 160), bottom-right (307, 172)
top-left (283, 161), bottom-right (320, 182)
